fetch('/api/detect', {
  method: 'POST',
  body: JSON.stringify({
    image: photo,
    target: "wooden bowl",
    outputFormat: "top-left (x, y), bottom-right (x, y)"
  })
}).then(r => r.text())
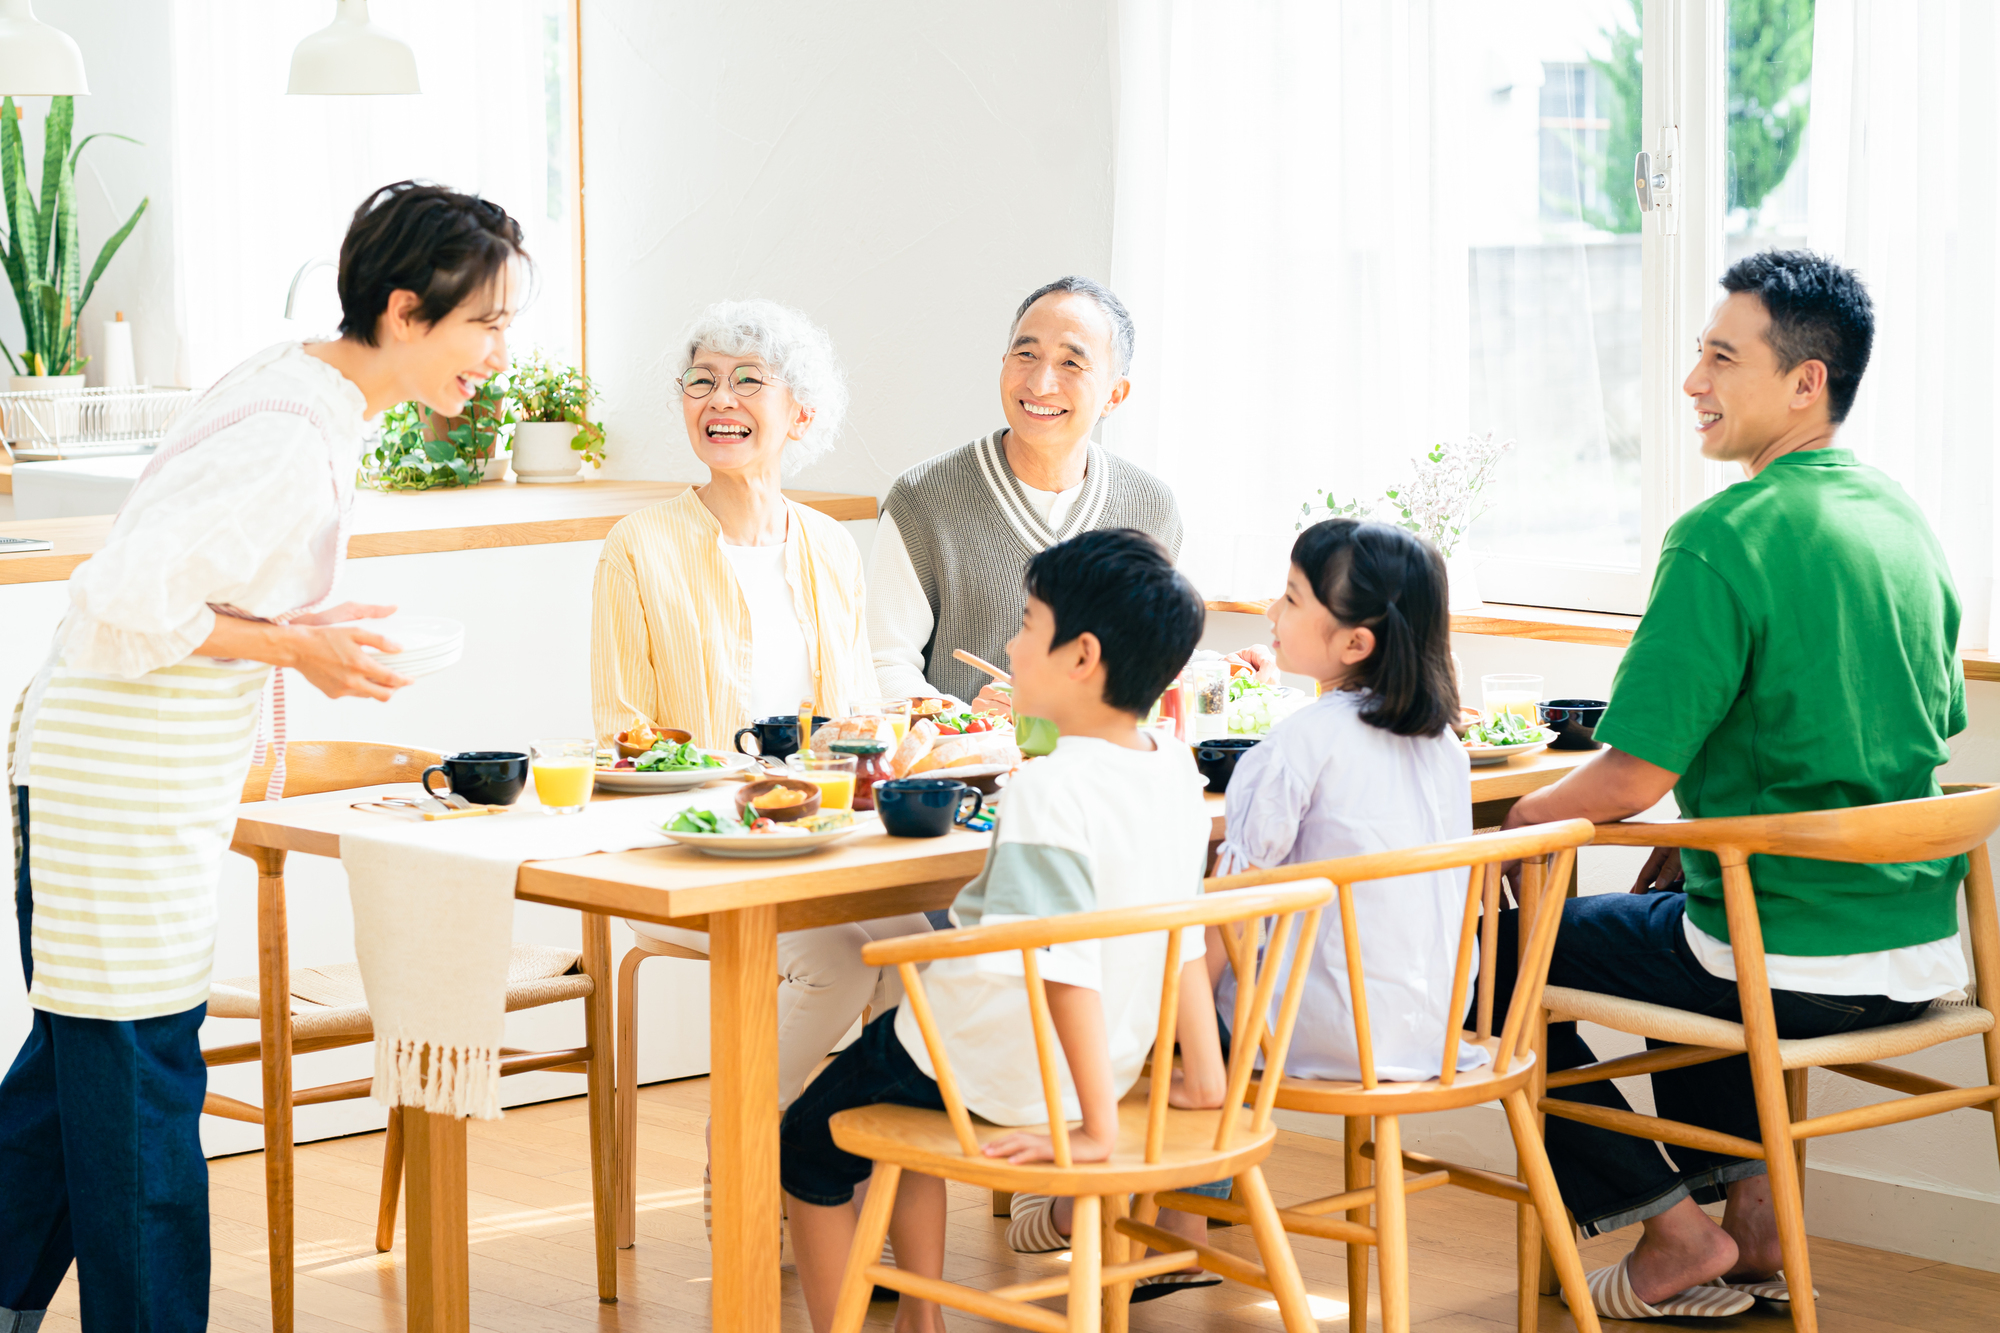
top-left (907, 696), bottom-right (956, 719)
top-left (734, 777), bottom-right (823, 823)
top-left (616, 727), bottom-right (693, 760)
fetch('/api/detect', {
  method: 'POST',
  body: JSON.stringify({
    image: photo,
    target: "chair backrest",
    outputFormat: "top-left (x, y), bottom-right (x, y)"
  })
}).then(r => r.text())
top-left (240, 741), bottom-right (443, 802)
top-left (859, 882), bottom-right (1335, 1167)
top-left (1204, 819), bottom-right (1595, 1089)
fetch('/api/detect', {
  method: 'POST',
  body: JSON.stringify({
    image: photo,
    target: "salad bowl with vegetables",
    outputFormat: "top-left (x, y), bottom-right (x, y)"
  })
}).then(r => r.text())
top-left (657, 804), bottom-right (864, 858)
top-left (595, 738), bottom-right (757, 791)
top-left (1459, 712), bottom-right (1557, 765)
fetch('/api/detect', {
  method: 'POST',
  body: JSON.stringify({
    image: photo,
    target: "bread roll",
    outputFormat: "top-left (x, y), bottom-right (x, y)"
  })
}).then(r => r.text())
top-left (810, 716), bottom-right (896, 755)
top-left (910, 730), bottom-right (1018, 774)
top-left (890, 719), bottom-right (939, 778)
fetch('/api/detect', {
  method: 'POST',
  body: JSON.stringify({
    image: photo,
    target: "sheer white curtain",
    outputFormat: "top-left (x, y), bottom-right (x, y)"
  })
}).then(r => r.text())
top-left (170, 0), bottom-right (578, 389)
top-left (1806, 0), bottom-right (2000, 648)
top-left (1107, 0), bottom-right (1468, 600)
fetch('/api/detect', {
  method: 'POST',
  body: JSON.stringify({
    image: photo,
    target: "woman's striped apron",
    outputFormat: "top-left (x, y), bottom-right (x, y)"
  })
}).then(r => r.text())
top-left (8, 398), bottom-right (349, 1022)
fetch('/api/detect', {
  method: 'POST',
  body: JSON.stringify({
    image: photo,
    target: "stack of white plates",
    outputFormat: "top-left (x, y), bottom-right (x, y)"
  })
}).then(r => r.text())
top-left (344, 614), bottom-right (465, 680)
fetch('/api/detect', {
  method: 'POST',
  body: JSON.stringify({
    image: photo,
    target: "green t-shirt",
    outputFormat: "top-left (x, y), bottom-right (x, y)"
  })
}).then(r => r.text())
top-left (1593, 448), bottom-right (1966, 956)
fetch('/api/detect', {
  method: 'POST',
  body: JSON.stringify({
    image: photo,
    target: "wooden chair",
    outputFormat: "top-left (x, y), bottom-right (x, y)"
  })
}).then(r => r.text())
top-left (1174, 819), bottom-right (1603, 1333)
top-left (614, 929), bottom-right (709, 1247)
top-left (1541, 785), bottom-right (2000, 1333)
top-left (209, 741), bottom-right (619, 1331)
top-left (826, 880), bottom-right (1336, 1333)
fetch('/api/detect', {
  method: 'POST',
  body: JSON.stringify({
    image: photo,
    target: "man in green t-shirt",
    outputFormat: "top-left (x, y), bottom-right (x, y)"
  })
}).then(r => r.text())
top-left (1497, 251), bottom-right (1967, 1314)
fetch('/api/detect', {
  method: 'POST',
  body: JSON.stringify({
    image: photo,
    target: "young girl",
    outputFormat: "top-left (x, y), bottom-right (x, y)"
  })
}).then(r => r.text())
top-left (1211, 517), bottom-right (1482, 1082)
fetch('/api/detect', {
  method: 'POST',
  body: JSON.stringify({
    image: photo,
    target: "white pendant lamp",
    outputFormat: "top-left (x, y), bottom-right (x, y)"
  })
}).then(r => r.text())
top-left (0, 0), bottom-right (87, 96)
top-left (288, 0), bottom-right (420, 96)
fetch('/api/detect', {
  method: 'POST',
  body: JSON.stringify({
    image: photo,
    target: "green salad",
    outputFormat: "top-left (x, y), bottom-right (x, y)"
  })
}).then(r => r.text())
top-left (637, 740), bottom-right (726, 772)
top-left (1461, 713), bottom-right (1547, 747)
top-left (667, 808), bottom-right (743, 834)
top-left (1226, 679), bottom-right (1311, 736)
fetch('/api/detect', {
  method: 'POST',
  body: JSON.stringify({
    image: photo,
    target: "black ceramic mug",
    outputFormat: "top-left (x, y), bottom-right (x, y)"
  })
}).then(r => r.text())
top-left (1537, 699), bottom-right (1609, 751)
top-left (421, 751), bottom-right (530, 806)
top-left (874, 778), bottom-right (983, 838)
top-left (733, 715), bottom-right (829, 761)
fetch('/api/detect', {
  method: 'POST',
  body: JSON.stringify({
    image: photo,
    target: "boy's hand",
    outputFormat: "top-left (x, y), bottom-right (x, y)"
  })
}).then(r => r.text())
top-left (981, 1127), bottom-right (1115, 1165)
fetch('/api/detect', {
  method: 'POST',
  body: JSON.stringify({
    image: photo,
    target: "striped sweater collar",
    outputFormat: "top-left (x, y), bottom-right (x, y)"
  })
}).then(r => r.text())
top-left (971, 429), bottom-right (1112, 554)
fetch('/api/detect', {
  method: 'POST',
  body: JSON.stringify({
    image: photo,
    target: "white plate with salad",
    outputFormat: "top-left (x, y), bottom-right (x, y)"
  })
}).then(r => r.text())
top-left (657, 806), bottom-right (871, 858)
top-left (1224, 679), bottom-right (1313, 737)
top-left (1460, 715), bottom-right (1557, 765)
top-left (595, 740), bottom-right (757, 792)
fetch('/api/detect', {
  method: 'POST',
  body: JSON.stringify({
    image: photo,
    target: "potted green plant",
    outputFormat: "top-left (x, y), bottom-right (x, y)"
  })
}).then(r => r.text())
top-left (0, 95), bottom-right (148, 388)
top-left (508, 348), bottom-right (604, 484)
top-left (362, 374), bottom-right (516, 491)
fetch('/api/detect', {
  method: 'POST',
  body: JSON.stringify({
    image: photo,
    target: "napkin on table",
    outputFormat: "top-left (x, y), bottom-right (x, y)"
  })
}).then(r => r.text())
top-left (339, 791), bottom-right (703, 1119)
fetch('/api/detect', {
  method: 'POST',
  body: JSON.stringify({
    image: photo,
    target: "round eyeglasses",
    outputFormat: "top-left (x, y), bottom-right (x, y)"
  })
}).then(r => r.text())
top-left (678, 365), bottom-right (784, 399)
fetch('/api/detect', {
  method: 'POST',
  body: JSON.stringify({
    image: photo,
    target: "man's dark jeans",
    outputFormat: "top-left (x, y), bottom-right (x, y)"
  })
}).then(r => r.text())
top-left (1489, 890), bottom-right (1931, 1235)
top-left (1, 787), bottom-right (211, 1332)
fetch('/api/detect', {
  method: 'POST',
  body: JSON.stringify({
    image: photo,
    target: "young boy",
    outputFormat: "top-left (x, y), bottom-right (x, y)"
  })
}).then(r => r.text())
top-left (780, 528), bottom-right (1226, 1333)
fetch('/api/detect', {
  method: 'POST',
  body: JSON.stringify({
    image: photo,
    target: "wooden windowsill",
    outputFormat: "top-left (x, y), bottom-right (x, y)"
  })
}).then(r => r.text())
top-left (0, 479), bottom-right (878, 586)
top-left (1207, 597), bottom-right (2000, 684)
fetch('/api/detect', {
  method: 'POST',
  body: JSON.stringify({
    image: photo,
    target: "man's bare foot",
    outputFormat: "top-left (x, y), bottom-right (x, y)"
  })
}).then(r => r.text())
top-left (1625, 1198), bottom-right (1739, 1305)
top-left (1720, 1174), bottom-right (1784, 1280)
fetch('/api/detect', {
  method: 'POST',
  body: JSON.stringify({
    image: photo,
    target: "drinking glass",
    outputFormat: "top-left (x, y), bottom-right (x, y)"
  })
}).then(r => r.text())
top-left (849, 698), bottom-right (911, 744)
top-left (787, 752), bottom-right (858, 811)
top-left (1185, 660), bottom-right (1230, 742)
top-left (1480, 674), bottom-right (1544, 725)
top-left (531, 738), bottom-right (596, 814)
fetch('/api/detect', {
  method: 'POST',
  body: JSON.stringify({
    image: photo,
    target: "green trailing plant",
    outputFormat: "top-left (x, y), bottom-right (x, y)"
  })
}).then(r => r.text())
top-left (0, 96), bottom-right (148, 378)
top-left (364, 374), bottom-right (517, 491)
top-left (510, 347), bottom-right (605, 465)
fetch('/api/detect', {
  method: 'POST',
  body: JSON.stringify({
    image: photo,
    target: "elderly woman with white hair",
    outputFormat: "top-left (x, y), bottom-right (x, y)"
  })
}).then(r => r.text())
top-left (590, 298), bottom-right (928, 1236)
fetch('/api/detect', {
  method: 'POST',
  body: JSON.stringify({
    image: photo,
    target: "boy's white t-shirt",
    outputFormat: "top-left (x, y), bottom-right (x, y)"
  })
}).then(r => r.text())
top-left (894, 732), bottom-right (1211, 1126)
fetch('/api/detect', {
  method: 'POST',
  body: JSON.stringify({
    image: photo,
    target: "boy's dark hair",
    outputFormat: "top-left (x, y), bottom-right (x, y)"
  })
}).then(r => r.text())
top-left (1719, 249), bottom-right (1874, 423)
top-left (336, 181), bottom-right (528, 345)
top-left (1292, 519), bottom-right (1458, 737)
top-left (1023, 528), bottom-right (1204, 715)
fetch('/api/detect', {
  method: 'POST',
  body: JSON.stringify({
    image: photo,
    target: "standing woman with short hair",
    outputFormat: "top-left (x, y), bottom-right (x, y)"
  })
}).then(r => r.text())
top-left (0, 181), bottom-right (526, 1332)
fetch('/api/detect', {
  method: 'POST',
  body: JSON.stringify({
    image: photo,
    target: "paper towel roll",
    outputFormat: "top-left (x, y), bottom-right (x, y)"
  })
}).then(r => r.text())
top-left (98, 319), bottom-right (135, 388)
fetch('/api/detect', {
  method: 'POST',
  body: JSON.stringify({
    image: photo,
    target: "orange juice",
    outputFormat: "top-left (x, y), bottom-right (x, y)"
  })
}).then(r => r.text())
top-left (887, 715), bottom-right (909, 744)
top-left (532, 759), bottom-right (594, 809)
top-left (805, 772), bottom-right (855, 810)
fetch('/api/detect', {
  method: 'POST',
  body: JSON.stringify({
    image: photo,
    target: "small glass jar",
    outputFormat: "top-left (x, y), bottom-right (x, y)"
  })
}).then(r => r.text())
top-left (829, 739), bottom-right (892, 811)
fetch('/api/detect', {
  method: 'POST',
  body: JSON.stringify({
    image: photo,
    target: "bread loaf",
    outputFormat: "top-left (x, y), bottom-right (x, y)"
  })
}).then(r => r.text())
top-left (909, 730), bottom-right (1017, 774)
top-left (889, 719), bottom-right (939, 778)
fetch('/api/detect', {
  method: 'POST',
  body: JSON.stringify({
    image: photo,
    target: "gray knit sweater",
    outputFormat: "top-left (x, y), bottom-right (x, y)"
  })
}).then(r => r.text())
top-left (882, 430), bottom-right (1184, 703)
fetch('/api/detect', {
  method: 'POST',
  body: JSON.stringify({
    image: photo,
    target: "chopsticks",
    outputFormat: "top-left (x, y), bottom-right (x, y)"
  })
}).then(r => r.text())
top-left (952, 649), bottom-right (1012, 684)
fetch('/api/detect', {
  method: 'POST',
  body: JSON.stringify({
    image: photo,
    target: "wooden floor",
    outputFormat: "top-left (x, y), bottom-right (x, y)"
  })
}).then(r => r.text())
top-left (40, 1076), bottom-right (2000, 1331)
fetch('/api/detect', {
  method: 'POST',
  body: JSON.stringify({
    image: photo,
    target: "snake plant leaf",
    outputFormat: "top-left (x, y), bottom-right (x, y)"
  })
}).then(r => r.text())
top-left (75, 196), bottom-right (146, 318)
top-left (0, 100), bottom-right (37, 316)
top-left (0, 331), bottom-right (18, 375)
top-left (35, 96), bottom-right (71, 283)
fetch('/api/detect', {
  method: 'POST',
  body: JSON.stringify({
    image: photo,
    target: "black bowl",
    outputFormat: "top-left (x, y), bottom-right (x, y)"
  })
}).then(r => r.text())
top-left (1537, 699), bottom-right (1608, 751)
top-left (1193, 737), bottom-right (1261, 793)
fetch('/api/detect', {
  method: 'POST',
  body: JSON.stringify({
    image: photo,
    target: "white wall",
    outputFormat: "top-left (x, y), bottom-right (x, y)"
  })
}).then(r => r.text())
top-left (580, 0), bottom-right (1116, 497)
top-left (0, 3), bottom-right (182, 386)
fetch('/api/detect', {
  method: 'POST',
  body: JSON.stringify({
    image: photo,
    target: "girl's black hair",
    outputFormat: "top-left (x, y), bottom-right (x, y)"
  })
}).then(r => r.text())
top-left (1292, 518), bottom-right (1459, 737)
top-left (336, 181), bottom-right (529, 345)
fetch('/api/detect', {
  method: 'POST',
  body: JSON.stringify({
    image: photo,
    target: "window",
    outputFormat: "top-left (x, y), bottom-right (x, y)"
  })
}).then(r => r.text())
top-left (170, 0), bottom-right (582, 389)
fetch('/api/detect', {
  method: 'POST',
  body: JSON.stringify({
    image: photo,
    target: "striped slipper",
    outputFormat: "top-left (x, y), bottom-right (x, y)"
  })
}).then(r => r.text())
top-left (1561, 1257), bottom-right (1755, 1319)
top-left (1130, 1271), bottom-right (1223, 1303)
top-left (1710, 1273), bottom-right (1818, 1304)
top-left (702, 1164), bottom-right (713, 1244)
top-left (1006, 1193), bottom-right (1069, 1254)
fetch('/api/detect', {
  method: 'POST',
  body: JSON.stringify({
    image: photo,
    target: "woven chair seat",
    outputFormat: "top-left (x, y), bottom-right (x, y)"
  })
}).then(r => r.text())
top-left (208, 944), bottom-right (591, 1041)
top-left (1543, 985), bottom-right (1994, 1070)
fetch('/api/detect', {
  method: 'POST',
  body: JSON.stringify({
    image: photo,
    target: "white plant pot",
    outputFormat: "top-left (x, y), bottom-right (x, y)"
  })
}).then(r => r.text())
top-left (1445, 550), bottom-right (1484, 612)
top-left (9, 374), bottom-right (86, 392)
top-left (509, 420), bottom-right (583, 484)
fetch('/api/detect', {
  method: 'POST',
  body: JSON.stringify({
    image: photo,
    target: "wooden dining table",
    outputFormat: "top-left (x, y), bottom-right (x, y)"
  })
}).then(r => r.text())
top-left (228, 744), bottom-right (1596, 1332)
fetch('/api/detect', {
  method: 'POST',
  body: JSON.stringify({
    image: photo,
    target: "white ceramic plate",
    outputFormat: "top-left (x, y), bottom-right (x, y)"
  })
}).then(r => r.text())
top-left (338, 615), bottom-right (467, 681)
top-left (658, 814), bottom-right (872, 859)
top-left (1462, 728), bottom-right (1557, 766)
top-left (593, 751), bottom-right (758, 791)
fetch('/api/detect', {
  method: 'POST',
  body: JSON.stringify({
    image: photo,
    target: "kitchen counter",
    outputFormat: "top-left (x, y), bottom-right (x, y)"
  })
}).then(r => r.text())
top-left (0, 478), bottom-right (879, 584)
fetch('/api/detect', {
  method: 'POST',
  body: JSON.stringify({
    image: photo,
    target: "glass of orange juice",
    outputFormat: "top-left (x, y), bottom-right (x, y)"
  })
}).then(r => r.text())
top-left (787, 752), bottom-right (857, 811)
top-left (849, 698), bottom-right (910, 745)
top-left (531, 738), bottom-right (596, 814)
top-left (1480, 674), bottom-right (1545, 725)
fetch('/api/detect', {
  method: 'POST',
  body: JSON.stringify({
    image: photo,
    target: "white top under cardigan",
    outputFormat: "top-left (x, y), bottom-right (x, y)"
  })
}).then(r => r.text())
top-left (1214, 689), bottom-right (1485, 1083)
top-left (717, 538), bottom-right (816, 720)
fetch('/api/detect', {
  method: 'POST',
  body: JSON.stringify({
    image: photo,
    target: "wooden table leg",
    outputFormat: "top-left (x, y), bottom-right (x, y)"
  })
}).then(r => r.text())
top-left (580, 912), bottom-right (619, 1301)
top-left (403, 1107), bottom-right (470, 1333)
top-left (251, 846), bottom-right (295, 1333)
top-left (708, 904), bottom-right (780, 1333)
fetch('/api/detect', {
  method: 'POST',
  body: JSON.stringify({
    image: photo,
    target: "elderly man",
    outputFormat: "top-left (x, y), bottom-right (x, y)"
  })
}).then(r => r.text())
top-left (869, 276), bottom-right (1183, 706)
top-left (1494, 251), bottom-right (1965, 1316)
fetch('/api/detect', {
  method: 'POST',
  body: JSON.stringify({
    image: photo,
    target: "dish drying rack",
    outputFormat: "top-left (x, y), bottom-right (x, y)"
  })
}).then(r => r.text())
top-left (0, 384), bottom-right (195, 462)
